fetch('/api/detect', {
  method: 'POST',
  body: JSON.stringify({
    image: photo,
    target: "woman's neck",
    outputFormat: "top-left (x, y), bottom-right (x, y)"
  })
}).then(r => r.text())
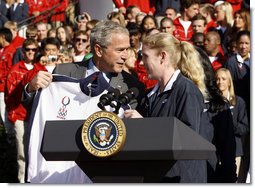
top-left (222, 90), bottom-right (229, 99)
top-left (159, 69), bottom-right (175, 93)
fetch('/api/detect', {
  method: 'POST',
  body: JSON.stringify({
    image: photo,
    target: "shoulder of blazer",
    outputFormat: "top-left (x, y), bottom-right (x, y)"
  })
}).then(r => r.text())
top-left (53, 59), bottom-right (90, 78)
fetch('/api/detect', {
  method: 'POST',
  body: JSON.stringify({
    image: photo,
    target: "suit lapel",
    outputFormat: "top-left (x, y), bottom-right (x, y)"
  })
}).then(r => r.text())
top-left (109, 72), bottom-right (128, 93)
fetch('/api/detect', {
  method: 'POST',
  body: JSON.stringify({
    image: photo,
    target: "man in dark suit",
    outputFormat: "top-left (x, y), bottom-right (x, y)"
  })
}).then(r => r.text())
top-left (7, 0), bottom-right (29, 27)
top-left (23, 20), bottom-right (145, 183)
top-left (0, 0), bottom-right (8, 28)
top-left (25, 20), bottom-right (145, 110)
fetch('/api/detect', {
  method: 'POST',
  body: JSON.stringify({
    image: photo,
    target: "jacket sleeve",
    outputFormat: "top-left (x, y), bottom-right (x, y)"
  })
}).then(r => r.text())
top-left (213, 108), bottom-right (237, 182)
top-left (234, 96), bottom-right (249, 136)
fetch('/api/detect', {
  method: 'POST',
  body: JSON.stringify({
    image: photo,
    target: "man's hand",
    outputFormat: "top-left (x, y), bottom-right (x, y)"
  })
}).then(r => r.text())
top-left (27, 71), bottom-right (53, 93)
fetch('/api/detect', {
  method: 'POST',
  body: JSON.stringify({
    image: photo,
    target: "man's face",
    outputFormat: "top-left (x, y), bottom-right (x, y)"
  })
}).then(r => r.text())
top-left (192, 19), bottom-right (206, 33)
top-left (204, 34), bottom-right (219, 55)
top-left (74, 34), bottom-right (88, 54)
top-left (185, 4), bottom-right (199, 20)
top-left (193, 35), bottom-right (204, 48)
top-left (161, 21), bottom-right (175, 34)
top-left (44, 44), bottom-right (59, 56)
top-left (165, 9), bottom-right (176, 20)
top-left (24, 44), bottom-right (37, 62)
top-left (98, 33), bottom-right (130, 73)
top-left (37, 24), bottom-right (47, 41)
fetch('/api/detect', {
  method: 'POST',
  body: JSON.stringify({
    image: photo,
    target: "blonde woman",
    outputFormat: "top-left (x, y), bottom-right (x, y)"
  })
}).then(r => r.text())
top-left (216, 68), bottom-right (249, 181)
top-left (124, 33), bottom-right (207, 182)
top-left (214, 1), bottom-right (233, 54)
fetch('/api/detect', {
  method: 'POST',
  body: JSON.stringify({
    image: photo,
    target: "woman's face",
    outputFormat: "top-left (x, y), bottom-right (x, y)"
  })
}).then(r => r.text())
top-left (141, 45), bottom-right (161, 80)
top-left (143, 18), bottom-right (156, 31)
top-left (125, 49), bottom-right (136, 70)
top-left (57, 27), bottom-right (66, 43)
top-left (234, 13), bottom-right (245, 30)
top-left (214, 5), bottom-right (225, 22)
top-left (237, 35), bottom-right (250, 58)
top-left (216, 71), bottom-right (230, 93)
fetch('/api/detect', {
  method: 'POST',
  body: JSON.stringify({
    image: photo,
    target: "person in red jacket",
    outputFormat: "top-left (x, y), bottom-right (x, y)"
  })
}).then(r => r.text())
top-left (199, 3), bottom-right (218, 33)
top-left (4, 21), bottom-right (25, 53)
top-left (0, 28), bottom-right (16, 135)
top-left (112, 0), bottom-right (155, 15)
top-left (173, 0), bottom-right (200, 41)
top-left (4, 38), bottom-right (46, 183)
top-left (48, 0), bottom-right (68, 28)
top-left (25, 0), bottom-right (50, 23)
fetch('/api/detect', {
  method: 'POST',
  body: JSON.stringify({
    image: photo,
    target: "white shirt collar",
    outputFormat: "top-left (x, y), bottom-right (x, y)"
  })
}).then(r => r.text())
top-left (236, 53), bottom-right (250, 67)
top-left (87, 59), bottom-right (110, 82)
top-left (147, 69), bottom-right (180, 98)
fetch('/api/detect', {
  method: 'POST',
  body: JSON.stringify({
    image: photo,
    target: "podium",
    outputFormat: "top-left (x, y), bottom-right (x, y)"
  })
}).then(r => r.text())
top-left (41, 117), bottom-right (216, 183)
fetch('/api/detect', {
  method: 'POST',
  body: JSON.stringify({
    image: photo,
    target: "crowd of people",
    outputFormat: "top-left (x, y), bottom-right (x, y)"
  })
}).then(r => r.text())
top-left (0, 0), bottom-right (250, 184)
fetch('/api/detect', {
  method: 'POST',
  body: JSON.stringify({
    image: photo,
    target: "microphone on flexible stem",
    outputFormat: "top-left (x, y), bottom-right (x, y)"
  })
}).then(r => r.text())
top-left (97, 88), bottom-right (120, 111)
top-left (114, 87), bottom-right (139, 114)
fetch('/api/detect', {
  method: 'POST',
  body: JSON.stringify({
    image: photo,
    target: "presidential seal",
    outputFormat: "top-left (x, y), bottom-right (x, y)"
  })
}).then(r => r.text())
top-left (81, 111), bottom-right (126, 157)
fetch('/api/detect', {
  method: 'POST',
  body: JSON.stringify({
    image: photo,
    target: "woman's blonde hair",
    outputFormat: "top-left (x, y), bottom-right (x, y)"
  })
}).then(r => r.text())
top-left (143, 33), bottom-right (207, 98)
top-left (215, 68), bottom-right (236, 106)
top-left (215, 1), bottom-right (233, 27)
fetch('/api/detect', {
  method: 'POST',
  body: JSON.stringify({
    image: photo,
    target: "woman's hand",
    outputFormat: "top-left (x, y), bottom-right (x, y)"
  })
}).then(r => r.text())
top-left (124, 109), bottom-right (143, 118)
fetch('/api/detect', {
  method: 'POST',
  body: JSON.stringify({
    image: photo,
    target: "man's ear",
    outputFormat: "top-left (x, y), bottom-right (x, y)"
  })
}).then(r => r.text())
top-left (94, 44), bottom-right (103, 57)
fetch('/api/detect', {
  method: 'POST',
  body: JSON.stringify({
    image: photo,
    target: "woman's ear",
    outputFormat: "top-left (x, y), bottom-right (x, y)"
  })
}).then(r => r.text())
top-left (160, 51), bottom-right (167, 64)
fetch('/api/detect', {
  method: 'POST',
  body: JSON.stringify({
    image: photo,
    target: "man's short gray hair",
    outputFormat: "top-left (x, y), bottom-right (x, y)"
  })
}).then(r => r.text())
top-left (90, 20), bottom-right (129, 53)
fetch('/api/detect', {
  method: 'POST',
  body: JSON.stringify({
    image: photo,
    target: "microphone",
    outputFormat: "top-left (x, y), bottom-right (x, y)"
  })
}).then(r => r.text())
top-left (97, 88), bottom-right (120, 110)
top-left (114, 87), bottom-right (139, 114)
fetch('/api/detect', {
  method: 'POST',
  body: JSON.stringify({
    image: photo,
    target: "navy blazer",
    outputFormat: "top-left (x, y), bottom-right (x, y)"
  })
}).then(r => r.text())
top-left (0, 0), bottom-right (8, 28)
top-left (7, 2), bottom-right (29, 26)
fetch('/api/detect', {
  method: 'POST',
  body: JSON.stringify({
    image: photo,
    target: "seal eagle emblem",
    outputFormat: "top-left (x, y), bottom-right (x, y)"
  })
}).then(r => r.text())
top-left (81, 111), bottom-right (126, 157)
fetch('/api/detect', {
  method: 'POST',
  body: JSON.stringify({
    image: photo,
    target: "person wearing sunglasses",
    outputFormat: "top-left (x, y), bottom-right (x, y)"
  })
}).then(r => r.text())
top-left (72, 30), bottom-right (90, 62)
top-left (4, 38), bottom-right (44, 183)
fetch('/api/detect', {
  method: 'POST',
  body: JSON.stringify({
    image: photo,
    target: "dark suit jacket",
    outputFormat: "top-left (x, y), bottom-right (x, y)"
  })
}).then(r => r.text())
top-left (53, 59), bottom-right (146, 109)
top-left (0, 1), bottom-right (8, 28)
top-left (7, 2), bottom-right (29, 26)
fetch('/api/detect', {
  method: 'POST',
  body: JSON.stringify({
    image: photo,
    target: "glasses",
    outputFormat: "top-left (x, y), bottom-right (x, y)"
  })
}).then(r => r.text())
top-left (75, 38), bottom-right (87, 43)
top-left (24, 48), bottom-right (37, 52)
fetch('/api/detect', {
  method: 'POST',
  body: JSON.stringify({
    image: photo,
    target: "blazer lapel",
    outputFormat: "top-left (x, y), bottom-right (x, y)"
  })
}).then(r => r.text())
top-left (109, 72), bottom-right (128, 93)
